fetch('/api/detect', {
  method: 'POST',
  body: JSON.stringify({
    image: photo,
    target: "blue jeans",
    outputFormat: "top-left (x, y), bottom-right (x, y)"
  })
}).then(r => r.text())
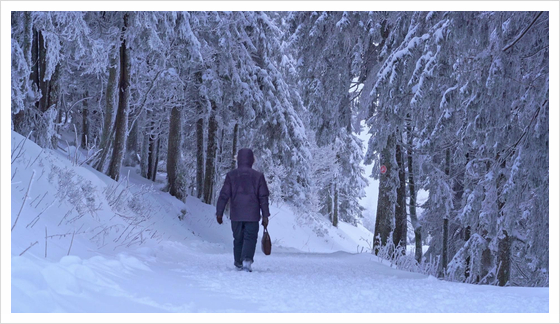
top-left (231, 221), bottom-right (259, 264)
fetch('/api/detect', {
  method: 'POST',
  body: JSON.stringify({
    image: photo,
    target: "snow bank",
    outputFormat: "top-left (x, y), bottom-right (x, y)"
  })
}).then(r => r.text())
top-left (6, 130), bottom-right (551, 318)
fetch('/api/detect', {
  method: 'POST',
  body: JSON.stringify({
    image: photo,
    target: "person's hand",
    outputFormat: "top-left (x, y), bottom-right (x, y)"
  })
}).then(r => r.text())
top-left (216, 215), bottom-right (223, 225)
top-left (261, 216), bottom-right (268, 228)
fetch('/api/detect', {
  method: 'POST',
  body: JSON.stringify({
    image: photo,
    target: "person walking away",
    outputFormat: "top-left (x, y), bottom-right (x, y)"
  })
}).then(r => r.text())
top-left (215, 148), bottom-right (270, 272)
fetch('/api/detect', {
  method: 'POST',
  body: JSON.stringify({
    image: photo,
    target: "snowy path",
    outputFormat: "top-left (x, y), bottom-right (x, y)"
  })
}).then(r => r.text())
top-left (12, 242), bottom-right (549, 313)
top-left (8, 130), bottom-right (550, 315)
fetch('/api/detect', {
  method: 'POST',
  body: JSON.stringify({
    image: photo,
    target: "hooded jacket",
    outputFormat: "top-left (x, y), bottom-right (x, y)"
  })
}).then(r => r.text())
top-left (216, 148), bottom-right (270, 222)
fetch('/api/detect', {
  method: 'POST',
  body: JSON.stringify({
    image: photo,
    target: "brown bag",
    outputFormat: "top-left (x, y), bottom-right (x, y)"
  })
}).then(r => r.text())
top-left (261, 227), bottom-right (272, 255)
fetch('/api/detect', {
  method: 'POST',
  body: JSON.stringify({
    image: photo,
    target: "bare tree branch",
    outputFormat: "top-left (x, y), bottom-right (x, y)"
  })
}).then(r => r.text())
top-left (502, 12), bottom-right (543, 52)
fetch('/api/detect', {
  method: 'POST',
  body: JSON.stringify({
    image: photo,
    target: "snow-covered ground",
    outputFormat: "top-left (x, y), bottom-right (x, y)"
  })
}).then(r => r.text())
top-left (4, 130), bottom-right (555, 322)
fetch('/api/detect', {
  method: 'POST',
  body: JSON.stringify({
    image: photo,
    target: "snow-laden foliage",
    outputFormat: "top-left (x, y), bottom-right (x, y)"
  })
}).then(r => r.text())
top-left (360, 11), bottom-right (549, 287)
top-left (11, 11), bottom-right (549, 287)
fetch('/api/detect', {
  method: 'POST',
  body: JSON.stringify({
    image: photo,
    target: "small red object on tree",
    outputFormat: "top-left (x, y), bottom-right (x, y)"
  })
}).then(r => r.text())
top-left (380, 165), bottom-right (387, 174)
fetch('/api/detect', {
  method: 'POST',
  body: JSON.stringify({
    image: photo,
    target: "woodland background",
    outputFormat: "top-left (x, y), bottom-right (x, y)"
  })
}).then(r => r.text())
top-left (10, 11), bottom-right (549, 287)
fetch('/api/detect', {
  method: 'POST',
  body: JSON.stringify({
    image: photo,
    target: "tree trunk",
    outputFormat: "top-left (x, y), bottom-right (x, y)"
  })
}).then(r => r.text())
top-left (152, 138), bottom-right (160, 182)
top-left (497, 230), bottom-right (511, 286)
top-left (23, 12), bottom-right (33, 68)
top-left (464, 225), bottom-right (471, 279)
top-left (196, 73), bottom-right (205, 199)
top-left (167, 106), bottom-right (183, 199)
top-left (203, 100), bottom-right (218, 205)
top-left (406, 115), bottom-right (422, 263)
top-left (35, 29), bottom-right (47, 112)
top-left (442, 218), bottom-right (449, 277)
top-left (442, 148), bottom-right (451, 276)
top-left (139, 112), bottom-right (149, 178)
top-left (147, 120), bottom-right (157, 181)
top-left (496, 160), bottom-right (510, 286)
top-left (374, 133), bottom-right (395, 255)
top-left (231, 122), bottom-right (238, 170)
top-left (124, 112), bottom-right (139, 166)
top-left (326, 185), bottom-right (333, 224)
top-left (394, 140), bottom-right (407, 252)
top-left (81, 91), bottom-right (89, 149)
top-left (95, 49), bottom-right (119, 172)
top-left (107, 13), bottom-right (130, 182)
top-left (333, 181), bottom-right (339, 227)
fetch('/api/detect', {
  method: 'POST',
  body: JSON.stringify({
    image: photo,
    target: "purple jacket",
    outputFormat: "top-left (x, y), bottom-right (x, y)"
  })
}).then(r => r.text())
top-left (216, 148), bottom-right (270, 221)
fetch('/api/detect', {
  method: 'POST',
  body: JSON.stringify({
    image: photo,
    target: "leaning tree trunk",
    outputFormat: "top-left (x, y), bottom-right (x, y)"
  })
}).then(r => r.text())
top-left (374, 133), bottom-right (396, 255)
top-left (203, 100), bottom-right (218, 205)
top-left (394, 140), bottom-right (407, 252)
top-left (107, 13), bottom-right (130, 182)
top-left (406, 115), bottom-right (422, 263)
top-left (167, 106), bottom-right (183, 199)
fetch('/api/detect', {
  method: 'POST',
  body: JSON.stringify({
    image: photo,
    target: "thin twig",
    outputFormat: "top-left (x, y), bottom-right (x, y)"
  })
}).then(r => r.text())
top-left (12, 170), bottom-right (35, 232)
top-left (67, 230), bottom-right (76, 256)
top-left (66, 96), bottom-right (93, 117)
top-left (34, 191), bottom-right (48, 209)
top-left (11, 130), bottom-right (32, 164)
top-left (27, 149), bottom-right (43, 168)
top-left (45, 226), bottom-right (48, 258)
top-left (26, 198), bottom-right (56, 228)
top-left (79, 149), bottom-right (103, 167)
top-left (19, 241), bottom-right (39, 256)
top-left (11, 167), bottom-right (18, 182)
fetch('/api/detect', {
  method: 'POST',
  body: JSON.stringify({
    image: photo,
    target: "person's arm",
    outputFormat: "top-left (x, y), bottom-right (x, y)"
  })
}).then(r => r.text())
top-left (258, 174), bottom-right (270, 222)
top-left (216, 173), bottom-right (232, 223)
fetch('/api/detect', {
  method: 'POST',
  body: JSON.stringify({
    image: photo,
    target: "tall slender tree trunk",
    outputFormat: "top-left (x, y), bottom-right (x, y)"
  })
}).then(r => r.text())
top-left (35, 29), bottom-right (48, 112)
top-left (167, 106), bottom-right (183, 199)
top-left (406, 115), bottom-right (422, 263)
top-left (326, 184), bottom-right (333, 224)
top-left (203, 100), bottom-right (218, 204)
top-left (441, 148), bottom-right (451, 276)
top-left (374, 133), bottom-right (395, 255)
top-left (147, 128), bottom-right (158, 181)
top-left (81, 91), bottom-right (89, 149)
top-left (496, 160), bottom-right (510, 286)
top-left (195, 74), bottom-right (205, 199)
top-left (394, 140), bottom-right (407, 252)
top-left (464, 225), bottom-right (471, 279)
top-left (107, 13), bottom-right (130, 181)
top-left (497, 230), bottom-right (511, 286)
top-left (23, 12), bottom-right (33, 70)
top-left (332, 181), bottom-right (339, 227)
top-left (231, 122), bottom-right (238, 170)
top-left (152, 138), bottom-right (160, 182)
top-left (125, 113), bottom-right (139, 166)
top-left (139, 110), bottom-right (150, 178)
top-left (46, 64), bottom-right (61, 149)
